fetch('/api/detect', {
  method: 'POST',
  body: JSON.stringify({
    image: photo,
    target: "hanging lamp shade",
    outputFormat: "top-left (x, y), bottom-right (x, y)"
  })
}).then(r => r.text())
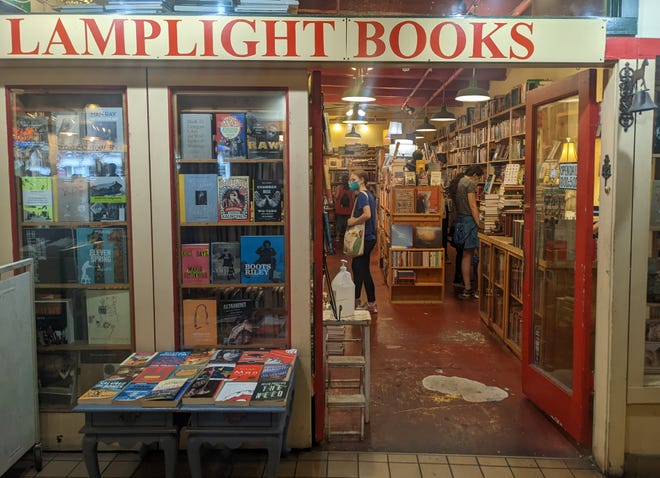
top-left (345, 125), bottom-right (361, 139)
top-left (430, 104), bottom-right (456, 122)
top-left (455, 69), bottom-right (491, 103)
top-left (415, 116), bottom-right (436, 133)
top-left (341, 77), bottom-right (376, 103)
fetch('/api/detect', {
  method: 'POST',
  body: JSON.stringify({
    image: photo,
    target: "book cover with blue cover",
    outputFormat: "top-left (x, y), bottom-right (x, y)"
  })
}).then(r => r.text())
top-left (391, 224), bottom-right (413, 248)
top-left (76, 227), bottom-right (128, 284)
top-left (240, 235), bottom-right (285, 284)
top-left (178, 174), bottom-right (219, 223)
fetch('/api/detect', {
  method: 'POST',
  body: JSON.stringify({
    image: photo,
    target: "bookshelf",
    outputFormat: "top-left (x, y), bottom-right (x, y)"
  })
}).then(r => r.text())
top-left (478, 234), bottom-right (523, 358)
top-left (7, 88), bottom-right (133, 410)
top-left (379, 184), bottom-right (445, 304)
top-left (172, 89), bottom-right (289, 351)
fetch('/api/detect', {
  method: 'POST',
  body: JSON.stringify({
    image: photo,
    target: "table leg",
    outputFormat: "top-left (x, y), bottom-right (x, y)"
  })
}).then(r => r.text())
top-left (159, 436), bottom-right (178, 478)
top-left (82, 435), bottom-right (101, 478)
top-left (187, 437), bottom-right (203, 478)
top-left (264, 438), bottom-right (281, 478)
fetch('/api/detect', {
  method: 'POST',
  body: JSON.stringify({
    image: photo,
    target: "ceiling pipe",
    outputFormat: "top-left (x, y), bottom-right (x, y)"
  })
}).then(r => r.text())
top-left (423, 69), bottom-right (464, 109)
top-left (511, 0), bottom-right (532, 15)
top-left (401, 68), bottom-right (432, 110)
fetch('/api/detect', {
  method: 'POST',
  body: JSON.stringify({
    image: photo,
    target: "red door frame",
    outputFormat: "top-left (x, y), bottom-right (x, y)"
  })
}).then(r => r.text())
top-left (522, 69), bottom-right (598, 445)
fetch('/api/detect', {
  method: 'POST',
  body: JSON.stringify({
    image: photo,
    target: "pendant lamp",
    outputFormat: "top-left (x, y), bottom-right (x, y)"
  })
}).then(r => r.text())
top-left (455, 68), bottom-right (491, 103)
top-left (345, 125), bottom-right (361, 139)
top-left (342, 70), bottom-right (376, 103)
top-left (431, 92), bottom-right (456, 122)
top-left (415, 112), bottom-right (436, 133)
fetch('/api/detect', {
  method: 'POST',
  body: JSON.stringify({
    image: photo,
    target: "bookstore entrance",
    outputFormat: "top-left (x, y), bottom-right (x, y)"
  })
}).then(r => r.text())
top-left (315, 64), bottom-right (600, 456)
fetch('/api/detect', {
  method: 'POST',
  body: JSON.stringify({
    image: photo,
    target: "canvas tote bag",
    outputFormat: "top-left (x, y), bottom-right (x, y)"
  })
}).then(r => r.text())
top-left (343, 191), bottom-right (366, 257)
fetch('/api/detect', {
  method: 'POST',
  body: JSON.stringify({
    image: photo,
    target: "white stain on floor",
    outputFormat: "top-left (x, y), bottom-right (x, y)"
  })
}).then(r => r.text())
top-left (422, 374), bottom-right (508, 403)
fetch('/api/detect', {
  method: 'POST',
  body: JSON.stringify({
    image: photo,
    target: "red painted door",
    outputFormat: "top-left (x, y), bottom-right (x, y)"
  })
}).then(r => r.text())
top-left (522, 70), bottom-right (598, 445)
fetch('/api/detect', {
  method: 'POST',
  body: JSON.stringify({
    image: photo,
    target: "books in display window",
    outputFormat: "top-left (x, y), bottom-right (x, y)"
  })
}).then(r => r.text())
top-left (180, 113), bottom-right (213, 159)
top-left (216, 113), bottom-right (247, 160)
top-left (56, 176), bottom-right (89, 222)
top-left (84, 106), bottom-right (124, 152)
top-left (76, 227), bottom-right (128, 284)
top-left (88, 176), bottom-right (126, 222)
top-left (245, 112), bottom-right (284, 159)
top-left (210, 241), bottom-right (240, 284)
top-left (253, 179), bottom-right (283, 222)
top-left (218, 175), bottom-right (250, 221)
top-left (22, 176), bottom-right (54, 222)
top-left (22, 227), bottom-right (78, 284)
top-left (178, 174), bottom-right (219, 223)
top-left (240, 235), bottom-right (285, 284)
top-left (182, 299), bottom-right (218, 349)
top-left (35, 298), bottom-right (75, 346)
top-left (218, 299), bottom-right (254, 346)
top-left (181, 243), bottom-right (211, 285)
top-left (85, 289), bottom-right (131, 345)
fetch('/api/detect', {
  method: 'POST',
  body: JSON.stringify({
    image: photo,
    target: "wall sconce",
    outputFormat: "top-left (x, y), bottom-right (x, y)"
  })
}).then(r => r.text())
top-left (619, 59), bottom-right (658, 132)
top-left (559, 138), bottom-right (577, 163)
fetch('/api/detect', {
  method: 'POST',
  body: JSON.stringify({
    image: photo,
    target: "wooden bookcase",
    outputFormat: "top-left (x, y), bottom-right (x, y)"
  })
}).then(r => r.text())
top-left (379, 185), bottom-right (445, 304)
top-left (478, 233), bottom-right (523, 358)
top-left (7, 88), bottom-right (134, 410)
top-left (172, 89), bottom-right (289, 351)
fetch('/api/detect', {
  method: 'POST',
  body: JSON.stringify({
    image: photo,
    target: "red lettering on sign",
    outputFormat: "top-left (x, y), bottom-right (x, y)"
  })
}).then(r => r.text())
top-left (221, 19), bottom-right (257, 58)
top-left (82, 18), bottom-right (127, 56)
top-left (7, 18), bottom-right (39, 55)
top-left (263, 20), bottom-right (298, 57)
top-left (355, 21), bottom-right (386, 58)
top-left (302, 20), bottom-right (335, 58)
top-left (134, 19), bottom-right (161, 56)
top-left (164, 19), bottom-right (196, 56)
top-left (389, 21), bottom-right (425, 59)
top-left (199, 19), bottom-right (216, 57)
top-left (44, 19), bottom-right (77, 56)
top-left (510, 22), bottom-right (534, 60)
top-left (471, 22), bottom-right (506, 59)
top-left (429, 21), bottom-right (466, 59)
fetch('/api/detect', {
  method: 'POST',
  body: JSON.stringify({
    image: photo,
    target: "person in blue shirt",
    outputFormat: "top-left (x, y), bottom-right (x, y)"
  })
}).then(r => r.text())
top-left (347, 170), bottom-right (377, 314)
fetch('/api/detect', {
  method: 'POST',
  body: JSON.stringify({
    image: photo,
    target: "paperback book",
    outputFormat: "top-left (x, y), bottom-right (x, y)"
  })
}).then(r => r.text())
top-left (182, 299), bottom-right (218, 349)
top-left (218, 175), bottom-right (250, 221)
top-left (245, 112), bottom-right (284, 159)
top-left (112, 382), bottom-right (156, 405)
top-left (229, 363), bottom-right (263, 381)
top-left (215, 113), bottom-right (247, 159)
top-left (169, 365), bottom-right (203, 380)
top-left (250, 380), bottom-right (289, 406)
top-left (182, 363), bottom-right (236, 405)
top-left (240, 235), bottom-right (285, 284)
top-left (178, 174), bottom-right (219, 223)
top-left (238, 350), bottom-right (269, 364)
top-left (77, 378), bottom-right (130, 404)
top-left (253, 179), bottom-right (283, 222)
top-left (413, 226), bottom-right (443, 249)
top-left (181, 243), bottom-right (211, 285)
top-left (218, 299), bottom-right (254, 346)
top-left (259, 364), bottom-right (291, 382)
top-left (88, 176), bottom-right (126, 222)
top-left (141, 378), bottom-right (191, 407)
top-left (22, 176), bottom-right (54, 222)
top-left (210, 241), bottom-right (240, 284)
top-left (214, 380), bottom-right (257, 406)
top-left (56, 176), bottom-right (89, 222)
top-left (22, 227), bottom-right (77, 284)
top-left (264, 349), bottom-right (297, 366)
top-left (181, 349), bottom-right (217, 366)
top-left (120, 352), bottom-right (158, 367)
top-left (86, 290), bottom-right (131, 345)
top-left (133, 365), bottom-right (177, 383)
top-left (391, 224), bottom-right (413, 248)
top-left (150, 351), bottom-right (191, 366)
top-left (76, 227), bottom-right (128, 284)
top-left (415, 186), bottom-right (440, 214)
top-left (393, 188), bottom-right (415, 214)
top-left (180, 113), bottom-right (213, 160)
top-left (209, 349), bottom-right (243, 365)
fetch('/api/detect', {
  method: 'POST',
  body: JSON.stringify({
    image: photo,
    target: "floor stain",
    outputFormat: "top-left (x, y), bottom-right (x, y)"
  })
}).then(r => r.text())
top-left (440, 331), bottom-right (487, 344)
top-left (422, 374), bottom-right (508, 403)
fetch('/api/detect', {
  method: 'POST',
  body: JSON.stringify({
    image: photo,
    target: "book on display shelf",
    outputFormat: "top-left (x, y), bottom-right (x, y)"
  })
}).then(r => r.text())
top-left (215, 113), bottom-right (247, 160)
top-left (182, 299), bottom-right (218, 349)
top-left (150, 351), bottom-right (191, 366)
top-left (22, 227), bottom-right (77, 284)
top-left (180, 113), bottom-right (213, 159)
top-left (112, 382), bottom-right (157, 405)
top-left (22, 176), bottom-right (54, 222)
top-left (413, 226), bottom-right (443, 249)
top-left (259, 363), bottom-right (291, 382)
top-left (76, 227), bottom-right (128, 285)
top-left (77, 379), bottom-right (130, 404)
top-left (393, 187), bottom-right (414, 214)
top-left (245, 112), bottom-right (284, 159)
top-left (391, 224), bottom-right (413, 249)
top-left (169, 364), bottom-right (203, 380)
top-left (264, 348), bottom-right (297, 366)
top-left (240, 235), bottom-right (285, 284)
top-left (178, 174), bottom-right (219, 223)
top-left (182, 363), bottom-right (235, 405)
top-left (88, 176), bottom-right (126, 222)
top-left (218, 299), bottom-right (254, 346)
top-left (209, 348), bottom-right (243, 364)
top-left (253, 178), bottom-right (283, 222)
top-left (132, 365), bottom-right (177, 383)
top-left (229, 363), bottom-right (263, 381)
top-left (181, 349), bottom-right (217, 366)
top-left (84, 106), bottom-right (124, 152)
top-left (210, 241), bottom-right (240, 284)
top-left (218, 175), bottom-right (250, 221)
top-left (181, 243), bottom-right (211, 285)
top-left (141, 378), bottom-right (191, 408)
top-left (120, 352), bottom-right (158, 368)
top-left (85, 289), bottom-right (131, 345)
top-left (56, 176), bottom-right (89, 222)
top-left (214, 380), bottom-right (257, 406)
top-left (250, 380), bottom-right (289, 406)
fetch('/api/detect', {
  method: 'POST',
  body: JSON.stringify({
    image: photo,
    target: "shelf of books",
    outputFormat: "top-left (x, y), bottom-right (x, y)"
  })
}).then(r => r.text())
top-left (478, 233), bottom-right (523, 358)
top-left (8, 88), bottom-right (133, 410)
top-left (172, 89), bottom-right (288, 351)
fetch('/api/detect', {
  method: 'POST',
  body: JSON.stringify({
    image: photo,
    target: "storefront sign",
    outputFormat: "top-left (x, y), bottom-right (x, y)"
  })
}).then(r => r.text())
top-left (0, 15), bottom-right (606, 62)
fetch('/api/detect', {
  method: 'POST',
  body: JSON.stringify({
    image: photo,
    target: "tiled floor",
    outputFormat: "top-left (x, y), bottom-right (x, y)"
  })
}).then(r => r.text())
top-left (4, 449), bottom-right (605, 478)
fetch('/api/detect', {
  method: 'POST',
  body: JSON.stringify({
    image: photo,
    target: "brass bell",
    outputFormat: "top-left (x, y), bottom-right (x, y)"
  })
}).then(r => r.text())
top-left (629, 89), bottom-right (658, 113)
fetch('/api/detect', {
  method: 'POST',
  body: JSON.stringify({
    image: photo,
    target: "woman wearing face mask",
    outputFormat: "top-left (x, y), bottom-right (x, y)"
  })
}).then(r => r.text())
top-left (347, 170), bottom-right (378, 314)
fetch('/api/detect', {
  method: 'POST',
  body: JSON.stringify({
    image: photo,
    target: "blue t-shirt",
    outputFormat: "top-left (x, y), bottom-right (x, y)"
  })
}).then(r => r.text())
top-left (353, 190), bottom-right (377, 241)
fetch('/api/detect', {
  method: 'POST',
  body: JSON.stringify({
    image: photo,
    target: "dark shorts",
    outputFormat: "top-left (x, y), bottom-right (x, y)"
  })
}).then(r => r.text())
top-left (453, 215), bottom-right (479, 250)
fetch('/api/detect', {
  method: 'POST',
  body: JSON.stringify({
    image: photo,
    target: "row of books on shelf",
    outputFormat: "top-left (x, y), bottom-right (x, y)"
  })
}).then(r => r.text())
top-left (180, 112), bottom-right (285, 161)
top-left (507, 305), bottom-right (522, 347)
top-left (78, 348), bottom-right (297, 407)
top-left (36, 289), bottom-right (131, 346)
top-left (23, 226), bottom-right (128, 285)
top-left (509, 260), bottom-right (523, 298)
top-left (182, 236), bottom-right (284, 285)
top-left (21, 175), bottom-right (126, 223)
top-left (391, 249), bottom-right (443, 268)
top-left (391, 224), bottom-right (443, 249)
top-left (182, 295), bottom-right (286, 349)
top-left (179, 175), bottom-right (282, 223)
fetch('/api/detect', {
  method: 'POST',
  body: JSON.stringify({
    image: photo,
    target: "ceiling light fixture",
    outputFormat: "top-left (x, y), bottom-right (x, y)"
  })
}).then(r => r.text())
top-left (343, 103), bottom-right (368, 124)
top-left (415, 111), bottom-right (436, 133)
top-left (342, 68), bottom-right (376, 103)
top-left (345, 125), bottom-right (361, 139)
top-left (431, 91), bottom-right (456, 122)
top-left (455, 68), bottom-right (491, 103)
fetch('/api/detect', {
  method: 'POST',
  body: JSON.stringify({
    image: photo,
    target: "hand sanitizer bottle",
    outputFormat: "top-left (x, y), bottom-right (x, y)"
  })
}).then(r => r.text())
top-left (331, 259), bottom-right (355, 319)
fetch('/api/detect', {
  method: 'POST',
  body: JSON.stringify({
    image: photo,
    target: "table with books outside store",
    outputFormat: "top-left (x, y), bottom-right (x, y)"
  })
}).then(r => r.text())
top-left (74, 348), bottom-right (297, 478)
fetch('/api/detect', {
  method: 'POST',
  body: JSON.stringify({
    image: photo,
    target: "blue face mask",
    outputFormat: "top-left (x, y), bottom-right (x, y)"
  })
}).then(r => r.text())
top-left (348, 180), bottom-right (359, 190)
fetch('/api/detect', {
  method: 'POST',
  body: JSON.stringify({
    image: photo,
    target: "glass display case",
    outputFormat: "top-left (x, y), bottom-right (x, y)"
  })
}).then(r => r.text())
top-left (171, 89), bottom-right (288, 350)
top-left (8, 88), bottom-right (133, 410)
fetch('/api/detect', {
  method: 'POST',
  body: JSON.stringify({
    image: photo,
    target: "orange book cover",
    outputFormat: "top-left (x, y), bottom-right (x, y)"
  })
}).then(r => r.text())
top-left (133, 365), bottom-right (176, 383)
top-left (182, 299), bottom-right (218, 349)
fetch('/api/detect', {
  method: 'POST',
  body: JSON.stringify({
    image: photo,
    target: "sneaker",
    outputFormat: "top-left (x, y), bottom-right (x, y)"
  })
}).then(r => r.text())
top-left (458, 289), bottom-right (475, 300)
top-left (366, 302), bottom-right (378, 314)
top-left (472, 289), bottom-right (480, 299)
